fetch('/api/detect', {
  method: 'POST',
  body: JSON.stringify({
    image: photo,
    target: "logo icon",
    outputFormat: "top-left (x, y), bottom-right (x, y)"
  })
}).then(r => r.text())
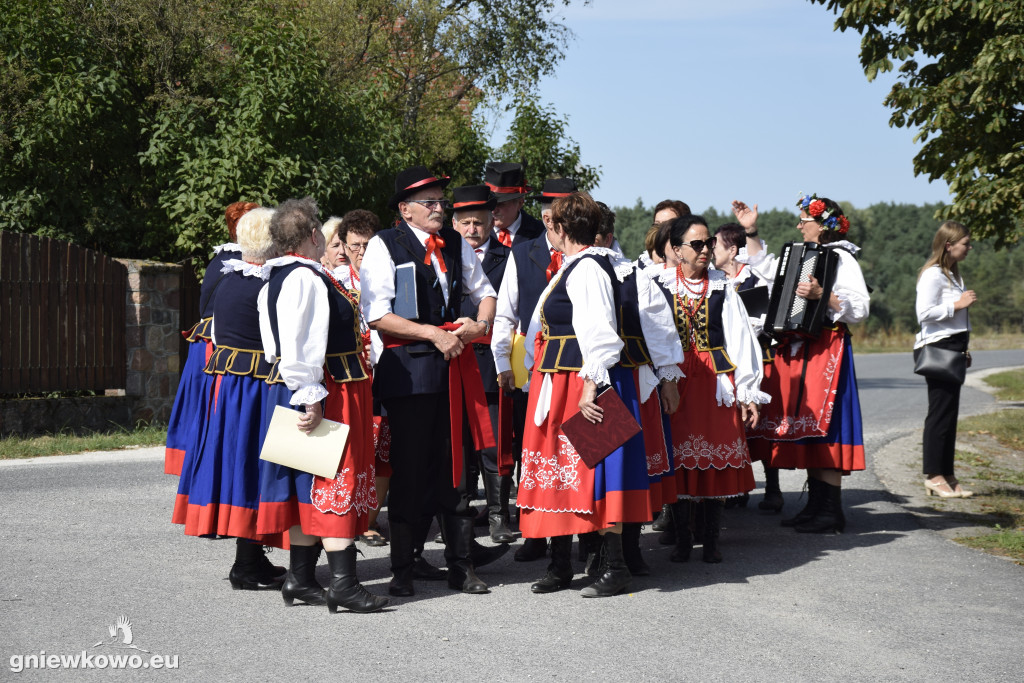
top-left (93, 616), bottom-right (150, 653)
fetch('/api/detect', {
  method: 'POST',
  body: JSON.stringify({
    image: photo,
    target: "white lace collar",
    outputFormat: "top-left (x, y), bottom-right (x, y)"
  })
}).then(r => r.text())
top-left (826, 240), bottom-right (860, 255)
top-left (260, 254), bottom-right (323, 280)
top-left (221, 258), bottom-right (268, 279)
top-left (560, 246), bottom-right (632, 282)
top-left (655, 265), bottom-right (729, 296)
top-left (213, 242), bottom-right (241, 254)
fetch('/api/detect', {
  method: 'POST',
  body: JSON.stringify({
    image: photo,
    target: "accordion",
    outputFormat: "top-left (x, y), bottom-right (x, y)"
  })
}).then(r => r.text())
top-left (765, 241), bottom-right (840, 339)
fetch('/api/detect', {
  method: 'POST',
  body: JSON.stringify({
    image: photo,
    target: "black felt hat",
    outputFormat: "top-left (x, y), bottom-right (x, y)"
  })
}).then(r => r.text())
top-left (535, 177), bottom-right (578, 205)
top-left (484, 162), bottom-right (531, 202)
top-left (452, 184), bottom-right (497, 211)
top-left (388, 165), bottom-right (451, 210)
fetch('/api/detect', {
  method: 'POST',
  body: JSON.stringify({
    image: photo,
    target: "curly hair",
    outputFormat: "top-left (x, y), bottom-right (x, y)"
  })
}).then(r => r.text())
top-left (340, 209), bottom-right (381, 241)
top-left (235, 208), bottom-right (277, 263)
top-left (270, 197), bottom-right (321, 254)
top-left (551, 192), bottom-right (602, 247)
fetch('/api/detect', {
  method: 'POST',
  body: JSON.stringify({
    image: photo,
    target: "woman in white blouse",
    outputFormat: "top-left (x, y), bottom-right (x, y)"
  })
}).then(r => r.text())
top-left (915, 221), bottom-right (976, 498)
top-left (750, 194), bottom-right (870, 534)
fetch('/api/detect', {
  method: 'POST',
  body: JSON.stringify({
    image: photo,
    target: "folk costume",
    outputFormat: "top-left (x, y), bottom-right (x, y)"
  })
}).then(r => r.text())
top-left (164, 243), bottom-right (239, 475)
top-left (255, 255), bottom-right (377, 540)
top-left (484, 162), bottom-right (544, 247)
top-left (518, 247), bottom-right (653, 538)
top-left (360, 166), bottom-right (498, 596)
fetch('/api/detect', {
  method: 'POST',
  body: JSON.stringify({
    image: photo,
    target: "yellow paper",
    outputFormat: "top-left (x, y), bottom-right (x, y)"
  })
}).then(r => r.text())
top-left (510, 332), bottom-right (529, 389)
top-left (259, 405), bottom-right (350, 479)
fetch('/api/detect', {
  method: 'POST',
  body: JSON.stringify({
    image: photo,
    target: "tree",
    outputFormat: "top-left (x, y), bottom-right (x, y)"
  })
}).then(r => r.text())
top-left (810, 0), bottom-right (1024, 247)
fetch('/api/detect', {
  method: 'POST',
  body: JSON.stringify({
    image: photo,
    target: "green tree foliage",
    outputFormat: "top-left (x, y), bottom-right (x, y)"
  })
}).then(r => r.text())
top-left (0, 0), bottom-right (589, 263)
top-left (614, 199), bottom-right (1024, 335)
top-left (809, 0), bottom-right (1024, 247)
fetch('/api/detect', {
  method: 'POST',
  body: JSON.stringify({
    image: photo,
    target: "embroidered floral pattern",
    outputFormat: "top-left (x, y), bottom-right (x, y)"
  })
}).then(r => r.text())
top-left (310, 467), bottom-right (377, 517)
top-left (647, 446), bottom-right (670, 476)
top-left (673, 434), bottom-right (750, 471)
top-left (520, 435), bottom-right (583, 492)
top-left (373, 417), bottom-right (391, 464)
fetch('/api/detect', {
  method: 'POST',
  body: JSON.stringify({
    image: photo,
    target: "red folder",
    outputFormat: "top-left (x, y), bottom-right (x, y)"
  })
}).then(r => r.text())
top-left (559, 387), bottom-right (642, 469)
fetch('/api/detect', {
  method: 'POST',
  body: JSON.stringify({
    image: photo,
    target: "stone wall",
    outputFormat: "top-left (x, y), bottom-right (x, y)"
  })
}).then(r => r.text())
top-left (0, 396), bottom-right (134, 438)
top-left (117, 259), bottom-right (183, 425)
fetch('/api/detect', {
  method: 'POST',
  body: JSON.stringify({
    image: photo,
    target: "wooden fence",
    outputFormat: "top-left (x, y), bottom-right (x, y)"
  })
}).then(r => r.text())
top-left (0, 232), bottom-right (127, 394)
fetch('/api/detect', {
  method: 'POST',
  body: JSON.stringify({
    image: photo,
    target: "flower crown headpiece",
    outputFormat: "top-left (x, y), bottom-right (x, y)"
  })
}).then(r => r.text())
top-left (797, 193), bottom-right (850, 235)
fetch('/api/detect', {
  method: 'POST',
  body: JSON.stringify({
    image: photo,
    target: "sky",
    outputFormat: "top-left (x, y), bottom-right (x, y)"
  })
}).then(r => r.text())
top-left (487, 0), bottom-right (952, 214)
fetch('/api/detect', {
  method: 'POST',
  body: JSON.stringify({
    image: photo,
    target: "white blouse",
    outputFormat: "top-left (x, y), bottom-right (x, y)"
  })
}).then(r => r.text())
top-left (491, 234), bottom-right (557, 375)
top-left (915, 265), bottom-right (970, 349)
top-left (827, 246), bottom-right (871, 325)
top-left (257, 256), bottom-right (331, 407)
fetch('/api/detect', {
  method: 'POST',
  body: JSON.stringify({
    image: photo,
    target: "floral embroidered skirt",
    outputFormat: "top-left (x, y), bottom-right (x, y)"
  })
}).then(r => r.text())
top-left (164, 339), bottom-right (214, 476)
top-left (172, 371), bottom-right (286, 547)
top-left (518, 365), bottom-right (652, 538)
top-left (257, 373), bottom-right (376, 539)
top-left (668, 351), bottom-right (755, 499)
top-left (632, 368), bottom-right (678, 509)
top-left (754, 329), bottom-right (865, 473)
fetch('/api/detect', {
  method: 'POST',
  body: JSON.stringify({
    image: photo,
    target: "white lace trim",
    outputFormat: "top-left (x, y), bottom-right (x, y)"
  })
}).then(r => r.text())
top-left (288, 384), bottom-right (329, 406)
top-left (737, 387), bottom-right (773, 405)
top-left (517, 504), bottom-right (596, 514)
top-left (333, 266), bottom-right (355, 290)
top-left (655, 267), bottom-right (729, 297)
top-left (213, 242), bottom-right (241, 255)
top-left (637, 252), bottom-right (654, 269)
top-left (310, 467), bottom-right (377, 517)
top-left (577, 359), bottom-right (611, 386)
top-left (656, 364), bottom-right (685, 383)
top-left (735, 239), bottom-right (767, 265)
top-left (561, 246), bottom-right (631, 283)
top-left (827, 240), bottom-right (860, 255)
top-left (221, 258), bottom-right (267, 279)
top-left (261, 254), bottom-right (323, 280)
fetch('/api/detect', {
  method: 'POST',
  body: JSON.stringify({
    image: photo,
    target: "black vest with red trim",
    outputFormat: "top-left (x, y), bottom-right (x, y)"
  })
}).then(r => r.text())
top-left (374, 221), bottom-right (463, 398)
top-left (617, 268), bottom-right (653, 369)
top-left (537, 252), bottom-right (620, 373)
top-left (205, 270), bottom-right (274, 378)
top-left (653, 274), bottom-right (735, 374)
top-left (265, 261), bottom-right (367, 385)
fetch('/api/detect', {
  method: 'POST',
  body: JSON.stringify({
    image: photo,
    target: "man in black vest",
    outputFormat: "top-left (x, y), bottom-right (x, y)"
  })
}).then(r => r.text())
top-left (451, 184), bottom-right (516, 544)
top-left (361, 166), bottom-right (499, 596)
top-left (485, 162), bottom-right (545, 247)
top-left (491, 177), bottom-right (577, 562)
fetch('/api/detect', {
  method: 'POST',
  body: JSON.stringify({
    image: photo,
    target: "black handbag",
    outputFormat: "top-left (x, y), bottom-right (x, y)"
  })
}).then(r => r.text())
top-left (913, 344), bottom-right (968, 384)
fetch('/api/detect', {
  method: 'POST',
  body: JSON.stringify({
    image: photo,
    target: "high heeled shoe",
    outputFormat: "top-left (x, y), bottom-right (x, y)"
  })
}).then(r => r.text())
top-left (924, 479), bottom-right (960, 498)
top-left (947, 478), bottom-right (974, 498)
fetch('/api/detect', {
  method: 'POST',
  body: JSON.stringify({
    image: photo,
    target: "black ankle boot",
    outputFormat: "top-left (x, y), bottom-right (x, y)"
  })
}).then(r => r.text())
top-left (325, 547), bottom-right (389, 613)
top-left (652, 504), bottom-right (673, 532)
top-left (229, 539), bottom-right (285, 590)
top-left (669, 500), bottom-right (692, 563)
top-left (281, 544), bottom-right (327, 606)
top-left (702, 499), bottom-right (724, 563)
top-left (781, 477), bottom-right (824, 527)
top-left (531, 535), bottom-right (574, 593)
top-left (582, 533), bottom-right (604, 577)
top-left (388, 522), bottom-right (416, 597)
top-left (580, 532), bottom-right (631, 598)
top-left (724, 492), bottom-right (749, 509)
top-left (444, 515), bottom-right (489, 594)
top-left (621, 522), bottom-right (650, 576)
top-left (759, 466), bottom-right (784, 512)
top-left (514, 537), bottom-right (549, 562)
top-left (795, 481), bottom-right (845, 533)
top-left (482, 470), bottom-right (516, 543)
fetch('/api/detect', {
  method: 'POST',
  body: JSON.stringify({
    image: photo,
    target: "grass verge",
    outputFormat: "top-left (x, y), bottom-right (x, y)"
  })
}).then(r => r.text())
top-left (0, 424), bottom-right (167, 460)
top-left (851, 329), bottom-right (1024, 354)
top-left (981, 367), bottom-right (1024, 402)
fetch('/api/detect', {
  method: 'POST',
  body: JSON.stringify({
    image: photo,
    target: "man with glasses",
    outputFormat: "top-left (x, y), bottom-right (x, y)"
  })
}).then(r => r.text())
top-left (361, 166), bottom-right (500, 597)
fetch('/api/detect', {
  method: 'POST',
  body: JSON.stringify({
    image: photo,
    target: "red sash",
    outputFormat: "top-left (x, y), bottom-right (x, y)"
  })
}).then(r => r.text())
top-left (383, 323), bottom-right (496, 487)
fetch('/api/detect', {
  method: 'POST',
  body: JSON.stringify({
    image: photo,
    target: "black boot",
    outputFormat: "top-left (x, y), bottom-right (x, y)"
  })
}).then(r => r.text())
top-left (388, 521), bottom-right (416, 597)
top-left (781, 477), bottom-right (824, 527)
top-left (531, 535), bottom-right (574, 593)
top-left (759, 466), bottom-right (784, 512)
top-left (281, 544), bottom-right (327, 606)
top-left (582, 533), bottom-right (604, 577)
top-left (580, 532), bottom-right (631, 598)
top-left (325, 547), bottom-right (389, 614)
top-left (413, 517), bottom-right (446, 580)
top-left (514, 537), bottom-right (548, 562)
top-left (652, 504), bottom-right (673, 532)
top-left (669, 500), bottom-right (692, 563)
top-left (443, 515), bottom-right (489, 594)
top-left (702, 499), bottom-right (723, 563)
top-left (795, 481), bottom-right (846, 533)
top-left (482, 469), bottom-right (516, 543)
top-left (229, 538), bottom-right (285, 590)
top-left (724, 492), bottom-right (749, 509)
top-left (692, 501), bottom-right (705, 544)
top-left (621, 522), bottom-right (650, 576)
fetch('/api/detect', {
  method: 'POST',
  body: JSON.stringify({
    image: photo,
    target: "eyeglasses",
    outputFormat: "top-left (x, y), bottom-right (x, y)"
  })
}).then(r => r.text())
top-left (797, 218), bottom-right (818, 225)
top-left (345, 242), bottom-right (369, 252)
top-left (680, 237), bottom-right (716, 252)
top-left (405, 199), bottom-right (451, 210)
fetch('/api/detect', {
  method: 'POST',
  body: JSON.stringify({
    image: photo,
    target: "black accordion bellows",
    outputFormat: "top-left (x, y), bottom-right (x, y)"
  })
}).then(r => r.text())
top-left (765, 241), bottom-right (840, 339)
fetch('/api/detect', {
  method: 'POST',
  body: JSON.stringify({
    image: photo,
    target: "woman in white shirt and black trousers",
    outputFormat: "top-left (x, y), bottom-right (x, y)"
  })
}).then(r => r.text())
top-left (915, 221), bottom-right (977, 499)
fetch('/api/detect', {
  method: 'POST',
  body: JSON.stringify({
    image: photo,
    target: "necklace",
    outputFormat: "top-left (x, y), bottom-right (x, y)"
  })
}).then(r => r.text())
top-left (675, 265), bottom-right (708, 347)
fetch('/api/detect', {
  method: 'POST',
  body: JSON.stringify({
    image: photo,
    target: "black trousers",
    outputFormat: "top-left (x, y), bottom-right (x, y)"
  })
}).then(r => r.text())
top-left (922, 332), bottom-right (969, 476)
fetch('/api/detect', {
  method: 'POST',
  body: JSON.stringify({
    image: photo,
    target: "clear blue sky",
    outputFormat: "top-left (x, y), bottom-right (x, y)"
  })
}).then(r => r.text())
top-left (488, 0), bottom-right (951, 214)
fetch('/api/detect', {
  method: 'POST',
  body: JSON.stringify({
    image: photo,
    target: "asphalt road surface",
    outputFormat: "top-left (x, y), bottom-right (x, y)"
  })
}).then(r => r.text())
top-left (2, 350), bottom-right (1022, 681)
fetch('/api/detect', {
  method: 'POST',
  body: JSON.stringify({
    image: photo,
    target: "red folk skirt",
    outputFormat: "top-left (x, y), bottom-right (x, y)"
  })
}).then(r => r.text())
top-left (668, 351), bottom-right (755, 499)
top-left (633, 368), bottom-right (678, 509)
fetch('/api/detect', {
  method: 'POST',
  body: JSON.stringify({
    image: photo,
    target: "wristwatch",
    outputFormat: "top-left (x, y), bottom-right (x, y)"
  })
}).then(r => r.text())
top-left (477, 319), bottom-right (491, 335)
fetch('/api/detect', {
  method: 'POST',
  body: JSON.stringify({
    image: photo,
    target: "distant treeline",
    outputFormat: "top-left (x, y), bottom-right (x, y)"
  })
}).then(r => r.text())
top-left (611, 200), bottom-right (1024, 335)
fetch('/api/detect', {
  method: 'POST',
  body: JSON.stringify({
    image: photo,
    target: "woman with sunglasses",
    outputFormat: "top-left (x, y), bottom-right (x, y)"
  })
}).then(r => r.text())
top-left (750, 194), bottom-right (869, 534)
top-left (650, 215), bottom-right (768, 563)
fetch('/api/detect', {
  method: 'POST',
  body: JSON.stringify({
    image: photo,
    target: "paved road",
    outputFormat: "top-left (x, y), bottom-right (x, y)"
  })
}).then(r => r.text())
top-left (2, 351), bottom-right (1022, 681)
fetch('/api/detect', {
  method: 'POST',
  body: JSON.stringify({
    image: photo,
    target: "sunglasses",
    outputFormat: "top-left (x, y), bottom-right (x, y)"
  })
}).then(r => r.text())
top-left (405, 199), bottom-right (451, 210)
top-left (680, 237), bottom-right (716, 252)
